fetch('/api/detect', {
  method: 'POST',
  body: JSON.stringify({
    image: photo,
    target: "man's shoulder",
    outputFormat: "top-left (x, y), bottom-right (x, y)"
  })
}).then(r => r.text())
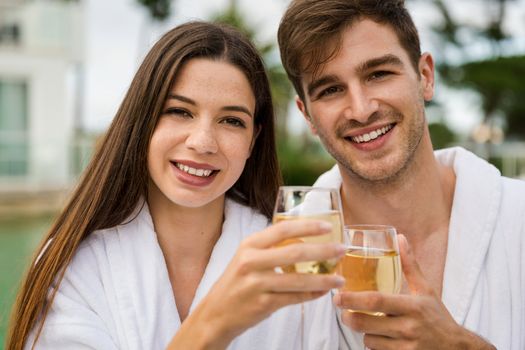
top-left (313, 163), bottom-right (341, 188)
top-left (437, 146), bottom-right (525, 189)
top-left (435, 147), bottom-right (497, 171)
top-left (500, 175), bottom-right (525, 207)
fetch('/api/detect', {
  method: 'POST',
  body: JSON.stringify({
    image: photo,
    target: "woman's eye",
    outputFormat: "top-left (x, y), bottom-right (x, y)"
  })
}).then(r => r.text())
top-left (165, 108), bottom-right (192, 118)
top-left (222, 117), bottom-right (246, 128)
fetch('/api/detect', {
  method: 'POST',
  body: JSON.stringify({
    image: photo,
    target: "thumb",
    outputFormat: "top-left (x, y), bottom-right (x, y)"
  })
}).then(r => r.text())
top-left (398, 234), bottom-right (433, 296)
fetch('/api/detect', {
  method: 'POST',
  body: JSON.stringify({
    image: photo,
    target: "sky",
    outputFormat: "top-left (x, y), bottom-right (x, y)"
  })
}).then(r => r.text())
top-left (83, 0), bottom-right (525, 137)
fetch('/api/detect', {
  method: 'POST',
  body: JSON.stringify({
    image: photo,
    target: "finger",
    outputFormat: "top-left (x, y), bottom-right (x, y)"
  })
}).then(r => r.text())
top-left (250, 241), bottom-right (345, 271)
top-left (363, 333), bottom-right (407, 350)
top-left (245, 220), bottom-right (333, 249)
top-left (398, 234), bottom-right (433, 296)
top-left (267, 290), bottom-right (329, 310)
top-left (341, 310), bottom-right (411, 339)
top-left (261, 271), bottom-right (345, 292)
top-left (334, 291), bottom-right (415, 316)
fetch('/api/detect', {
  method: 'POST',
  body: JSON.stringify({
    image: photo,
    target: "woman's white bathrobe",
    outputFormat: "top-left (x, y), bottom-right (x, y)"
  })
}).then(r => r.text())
top-left (314, 147), bottom-right (525, 350)
top-left (29, 199), bottom-right (338, 349)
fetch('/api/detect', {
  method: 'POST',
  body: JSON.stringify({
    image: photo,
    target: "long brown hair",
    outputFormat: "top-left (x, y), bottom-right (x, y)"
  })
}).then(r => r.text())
top-left (6, 21), bottom-right (281, 350)
top-left (278, 0), bottom-right (422, 102)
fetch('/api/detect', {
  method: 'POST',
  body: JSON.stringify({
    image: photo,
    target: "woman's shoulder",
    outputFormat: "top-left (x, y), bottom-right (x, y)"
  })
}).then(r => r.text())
top-left (73, 203), bottom-right (152, 271)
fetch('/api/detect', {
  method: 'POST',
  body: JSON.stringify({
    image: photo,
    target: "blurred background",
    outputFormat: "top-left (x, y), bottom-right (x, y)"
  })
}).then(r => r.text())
top-left (0, 0), bottom-right (524, 344)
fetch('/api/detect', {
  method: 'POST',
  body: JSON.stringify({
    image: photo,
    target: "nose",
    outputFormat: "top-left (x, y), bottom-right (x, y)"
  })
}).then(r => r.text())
top-left (342, 85), bottom-right (379, 123)
top-left (185, 122), bottom-right (219, 154)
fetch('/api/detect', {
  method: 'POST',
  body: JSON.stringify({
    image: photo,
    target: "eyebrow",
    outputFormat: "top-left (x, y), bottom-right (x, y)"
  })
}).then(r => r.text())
top-left (356, 54), bottom-right (404, 74)
top-left (167, 94), bottom-right (253, 118)
top-left (307, 75), bottom-right (339, 97)
top-left (306, 54), bottom-right (405, 97)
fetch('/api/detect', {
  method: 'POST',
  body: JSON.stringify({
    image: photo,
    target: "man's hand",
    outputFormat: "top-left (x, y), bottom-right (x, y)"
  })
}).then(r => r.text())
top-left (334, 234), bottom-right (495, 350)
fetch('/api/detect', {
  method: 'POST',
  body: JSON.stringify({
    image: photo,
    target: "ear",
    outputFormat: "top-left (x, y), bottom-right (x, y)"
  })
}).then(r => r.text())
top-left (419, 52), bottom-right (435, 101)
top-left (295, 96), bottom-right (318, 135)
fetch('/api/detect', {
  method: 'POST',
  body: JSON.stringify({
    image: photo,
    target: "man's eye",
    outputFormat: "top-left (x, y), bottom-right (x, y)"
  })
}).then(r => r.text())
top-left (318, 86), bottom-right (342, 98)
top-left (222, 117), bottom-right (246, 128)
top-left (164, 108), bottom-right (192, 118)
top-left (369, 71), bottom-right (392, 80)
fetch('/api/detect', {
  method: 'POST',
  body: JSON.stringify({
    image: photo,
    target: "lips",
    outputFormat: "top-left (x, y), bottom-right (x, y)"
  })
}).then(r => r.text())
top-left (170, 160), bottom-right (220, 186)
top-left (173, 162), bottom-right (214, 177)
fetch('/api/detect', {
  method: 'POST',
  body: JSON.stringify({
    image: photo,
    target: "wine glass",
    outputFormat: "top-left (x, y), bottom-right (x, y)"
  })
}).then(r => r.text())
top-left (272, 186), bottom-right (344, 349)
top-left (338, 225), bottom-right (401, 316)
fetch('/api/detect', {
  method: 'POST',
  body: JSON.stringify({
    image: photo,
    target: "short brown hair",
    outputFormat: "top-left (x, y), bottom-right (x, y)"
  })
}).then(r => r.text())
top-left (278, 0), bottom-right (422, 101)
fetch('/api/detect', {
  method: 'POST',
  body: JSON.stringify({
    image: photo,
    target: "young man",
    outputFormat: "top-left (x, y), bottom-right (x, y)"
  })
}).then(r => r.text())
top-left (278, 1), bottom-right (524, 349)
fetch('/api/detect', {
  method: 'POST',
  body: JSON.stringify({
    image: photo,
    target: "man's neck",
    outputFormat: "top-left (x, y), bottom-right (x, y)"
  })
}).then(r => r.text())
top-left (340, 141), bottom-right (456, 295)
top-left (340, 142), bottom-right (456, 246)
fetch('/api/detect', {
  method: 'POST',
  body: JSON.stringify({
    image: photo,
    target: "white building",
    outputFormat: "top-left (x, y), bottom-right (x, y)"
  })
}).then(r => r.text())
top-left (0, 0), bottom-right (84, 197)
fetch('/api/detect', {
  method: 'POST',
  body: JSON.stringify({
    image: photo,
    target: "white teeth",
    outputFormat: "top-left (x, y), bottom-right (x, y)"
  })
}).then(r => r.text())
top-left (176, 163), bottom-right (213, 177)
top-left (350, 124), bottom-right (393, 144)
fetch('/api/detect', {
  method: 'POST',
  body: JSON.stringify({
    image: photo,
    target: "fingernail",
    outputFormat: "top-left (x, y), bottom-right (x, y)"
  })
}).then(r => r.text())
top-left (319, 221), bottom-right (332, 231)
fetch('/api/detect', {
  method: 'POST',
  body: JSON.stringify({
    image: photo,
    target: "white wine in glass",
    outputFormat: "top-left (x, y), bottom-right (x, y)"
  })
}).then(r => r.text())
top-left (272, 186), bottom-right (344, 274)
top-left (338, 225), bottom-right (401, 316)
top-left (272, 186), bottom-right (344, 350)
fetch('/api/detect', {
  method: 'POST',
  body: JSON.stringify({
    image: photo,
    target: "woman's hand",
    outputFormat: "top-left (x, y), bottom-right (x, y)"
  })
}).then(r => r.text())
top-left (168, 220), bottom-right (346, 350)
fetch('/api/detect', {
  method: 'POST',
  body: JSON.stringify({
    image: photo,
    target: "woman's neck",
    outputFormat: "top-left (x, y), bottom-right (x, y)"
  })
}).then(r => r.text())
top-left (147, 192), bottom-right (225, 263)
top-left (147, 190), bottom-right (226, 321)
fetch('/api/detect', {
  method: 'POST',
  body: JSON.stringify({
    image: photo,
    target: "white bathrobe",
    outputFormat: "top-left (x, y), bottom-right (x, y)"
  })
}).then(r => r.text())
top-left (28, 199), bottom-right (339, 349)
top-left (314, 147), bottom-right (525, 350)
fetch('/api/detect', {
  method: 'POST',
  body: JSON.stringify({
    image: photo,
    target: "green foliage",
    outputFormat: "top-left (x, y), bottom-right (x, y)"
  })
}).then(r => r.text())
top-left (428, 122), bottom-right (456, 150)
top-left (278, 137), bottom-right (335, 185)
top-left (431, 0), bottom-right (525, 141)
top-left (431, 0), bottom-right (461, 47)
top-left (441, 56), bottom-right (525, 138)
top-left (137, 0), bottom-right (171, 21)
top-left (487, 156), bottom-right (504, 173)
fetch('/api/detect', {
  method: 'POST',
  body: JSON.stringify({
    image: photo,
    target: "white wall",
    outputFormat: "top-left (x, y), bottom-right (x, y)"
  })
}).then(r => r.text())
top-left (0, 1), bottom-right (83, 189)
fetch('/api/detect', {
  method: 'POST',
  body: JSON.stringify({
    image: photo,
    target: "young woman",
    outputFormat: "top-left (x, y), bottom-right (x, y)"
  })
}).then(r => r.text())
top-left (6, 22), bottom-right (344, 349)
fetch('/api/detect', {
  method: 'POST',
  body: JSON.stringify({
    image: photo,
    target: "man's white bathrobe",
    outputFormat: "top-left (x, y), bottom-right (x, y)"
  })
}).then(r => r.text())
top-left (314, 147), bottom-right (525, 350)
top-left (28, 199), bottom-right (338, 349)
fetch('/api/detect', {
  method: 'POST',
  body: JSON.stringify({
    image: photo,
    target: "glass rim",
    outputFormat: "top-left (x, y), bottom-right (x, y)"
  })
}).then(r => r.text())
top-left (278, 186), bottom-right (339, 192)
top-left (344, 224), bottom-right (397, 232)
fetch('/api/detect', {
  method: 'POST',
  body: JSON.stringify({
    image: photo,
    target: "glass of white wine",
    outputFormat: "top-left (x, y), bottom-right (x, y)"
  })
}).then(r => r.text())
top-left (272, 186), bottom-right (344, 349)
top-left (338, 225), bottom-right (401, 316)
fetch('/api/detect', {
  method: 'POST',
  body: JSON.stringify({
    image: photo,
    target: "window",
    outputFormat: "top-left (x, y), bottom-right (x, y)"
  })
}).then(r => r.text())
top-left (0, 79), bottom-right (28, 176)
top-left (0, 23), bottom-right (20, 46)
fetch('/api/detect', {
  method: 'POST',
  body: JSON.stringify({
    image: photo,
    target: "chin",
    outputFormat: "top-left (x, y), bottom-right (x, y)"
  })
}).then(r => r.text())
top-left (351, 158), bottom-right (407, 183)
top-left (160, 190), bottom-right (218, 209)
